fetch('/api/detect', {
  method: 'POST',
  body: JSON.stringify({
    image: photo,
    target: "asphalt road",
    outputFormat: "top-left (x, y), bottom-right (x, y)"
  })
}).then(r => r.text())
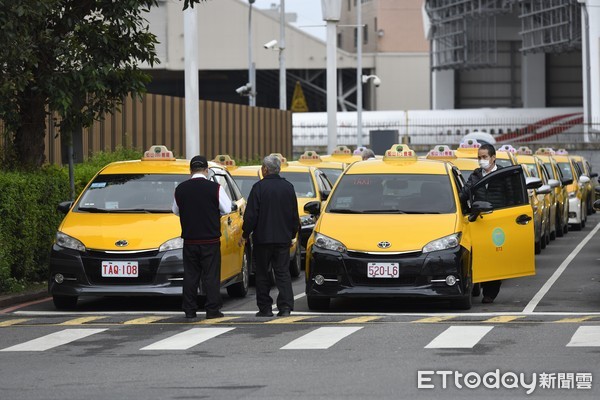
top-left (1, 214), bottom-right (600, 399)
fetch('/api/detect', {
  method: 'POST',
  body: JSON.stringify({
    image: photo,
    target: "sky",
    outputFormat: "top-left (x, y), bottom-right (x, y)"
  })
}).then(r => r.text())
top-left (253, 0), bottom-right (326, 41)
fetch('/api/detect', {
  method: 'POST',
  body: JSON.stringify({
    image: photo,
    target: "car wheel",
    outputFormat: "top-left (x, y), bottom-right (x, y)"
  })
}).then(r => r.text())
top-left (471, 283), bottom-right (481, 297)
top-left (452, 294), bottom-right (472, 310)
top-left (581, 206), bottom-right (587, 228)
top-left (307, 295), bottom-right (330, 310)
top-left (556, 212), bottom-right (564, 237)
top-left (541, 233), bottom-right (547, 249)
top-left (227, 253), bottom-right (249, 298)
top-left (535, 238), bottom-right (542, 254)
top-left (289, 243), bottom-right (301, 278)
top-left (563, 219), bottom-right (569, 234)
top-left (53, 295), bottom-right (78, 310)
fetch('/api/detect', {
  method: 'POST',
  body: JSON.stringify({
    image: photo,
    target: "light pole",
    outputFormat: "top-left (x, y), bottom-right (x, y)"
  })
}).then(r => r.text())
top-left (248, 0), bottom-right (257, 106)
top-left (184, 5), bottom-right (199, 158)
top-left (322, 0), bottom-right (342, 154)
top-left (279, 0), bottom-right (286, 110)
top-left (356, 0), bottom-right (363, 147)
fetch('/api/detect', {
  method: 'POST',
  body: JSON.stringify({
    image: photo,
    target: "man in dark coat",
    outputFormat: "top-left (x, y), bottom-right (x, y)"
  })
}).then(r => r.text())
top-left (241, 155), bottom-right (300, 317)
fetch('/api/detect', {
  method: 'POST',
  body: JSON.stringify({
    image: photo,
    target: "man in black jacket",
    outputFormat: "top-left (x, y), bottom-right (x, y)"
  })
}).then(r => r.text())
top-left (241, 155), bottom-right (300, 317)
top-left (173, 155), bottom-right (232, 319)
top-left (461, 144), bottom-right (512, 304)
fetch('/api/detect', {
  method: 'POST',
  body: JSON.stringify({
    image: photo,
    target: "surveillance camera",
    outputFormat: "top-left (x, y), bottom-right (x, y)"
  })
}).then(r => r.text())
top-left (373, 77), bottom-right (381, 87)
top-left (236, 83), bottom-right (252, 95)
top-left (264, 40), bottom-right (278, 49)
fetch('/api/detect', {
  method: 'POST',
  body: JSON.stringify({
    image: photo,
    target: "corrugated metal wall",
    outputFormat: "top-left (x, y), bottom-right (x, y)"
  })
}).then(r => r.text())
top-left (3, 94), bottom-right (293, 165)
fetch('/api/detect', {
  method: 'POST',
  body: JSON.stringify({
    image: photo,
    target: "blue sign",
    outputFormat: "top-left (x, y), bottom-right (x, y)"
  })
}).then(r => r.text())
top-left (492, 228), bottom-right (506, 247)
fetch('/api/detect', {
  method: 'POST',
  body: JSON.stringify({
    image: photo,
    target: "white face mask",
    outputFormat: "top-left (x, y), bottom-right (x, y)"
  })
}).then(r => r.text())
top-left (479, 159), bottom-right (490, 169)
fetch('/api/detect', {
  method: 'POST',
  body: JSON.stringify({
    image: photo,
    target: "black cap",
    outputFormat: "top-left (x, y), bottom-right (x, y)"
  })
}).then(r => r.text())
top-left (190, 155), bottom-right (208, 169)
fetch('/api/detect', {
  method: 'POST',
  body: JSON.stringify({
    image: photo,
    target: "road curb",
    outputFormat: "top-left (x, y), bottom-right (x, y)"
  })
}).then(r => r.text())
top-left (0, 289), bottom-right (48, 309)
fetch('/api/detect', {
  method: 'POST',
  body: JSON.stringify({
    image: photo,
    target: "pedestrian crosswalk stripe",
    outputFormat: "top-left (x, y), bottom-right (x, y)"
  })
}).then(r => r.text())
top-left (340, 316), bottom-right (382, 324)
top-left (412, 316), bottom-right (456, 323)
top-left (567, 326), bottom-right (600, 347)
top-left (554, 316), bottom-right (596, 323)
top-left (60, 316), bottom-right (106, 325)
top-left (195, 317), bottom-right (240, 324)
top-left (0, 319), bottom-right (29, 327)
top-left (484, 316), bottom-right (526, 323)
top-left (281, 327), bottom-right (363, 350)
top-left (425, 326), bottom-right (494, 349)
top-left (140, 328), bottom-right (235, 350)
top-left (265, 316), bottom-right (313, 324)
top-left (124, 316), bottom-right (168, 325)
top-left (0, 329), bottom-right (107, 352)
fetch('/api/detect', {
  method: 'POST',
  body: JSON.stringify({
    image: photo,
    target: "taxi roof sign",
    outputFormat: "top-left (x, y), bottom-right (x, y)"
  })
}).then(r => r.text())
top-left (353, 146), bottom-right (367, 155)
top-left (555, 148), bottom-right (569, 155)
top-left (426, 145), bottom-right (455, 159)
top-left (299, 150), bottom-right (322, 161)
top-left (516, 146), bottom-right (533, 155)
top-left (332, 145), bottom-right (352, 155)
top-left (383, 144), bottom-right (417, 160)
top-left (142, 145), bottom-right (175, 161)
top-left (212, 154), bottom-right (236, 167)
top-left (535, 147), bottom-right (556, 155)
top-left (498, 144), bottom-right (517, 154)
top-left (458, 139), bottom-right (481, 149)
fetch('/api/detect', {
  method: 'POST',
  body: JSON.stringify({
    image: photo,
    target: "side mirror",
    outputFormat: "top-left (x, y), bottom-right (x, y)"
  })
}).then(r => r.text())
top-left (468, 200), bottom-right (493, 222)
top-left (321, 190), bottom-right (331, 201)
top-left (594, 199), bottom-right (600, 211)
top-left (57, 201), bottom-right (74, 214)
top-left (580, 175), bottom-right (591, 184)
top-left (547, 179), bottom-right (560, 189)
top-left (525, 177), bottom-right (543, 190)
top-left (562, 177), bottom-right (573, 186)
top-left (304, 201), bottom-right (321, 215)
top-left (536, 184), bottom-right (552, 195)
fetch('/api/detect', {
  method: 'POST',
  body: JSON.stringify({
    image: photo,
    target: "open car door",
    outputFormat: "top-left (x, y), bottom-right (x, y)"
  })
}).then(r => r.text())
top-left (467, 166), bottom-right (535, 283)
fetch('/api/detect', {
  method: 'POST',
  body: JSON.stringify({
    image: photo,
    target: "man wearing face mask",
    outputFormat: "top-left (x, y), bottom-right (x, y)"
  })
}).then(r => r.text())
top-left (460, 143), bottom-right (511, 304)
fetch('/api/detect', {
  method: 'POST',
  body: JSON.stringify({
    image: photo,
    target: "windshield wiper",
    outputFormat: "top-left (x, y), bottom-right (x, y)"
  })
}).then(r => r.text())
top-left (328, 208), bottom-right (363, 214)
top-left (77, 207), bottom-right (109, 213)
top-left (363, 209), bottom-right (406, 214)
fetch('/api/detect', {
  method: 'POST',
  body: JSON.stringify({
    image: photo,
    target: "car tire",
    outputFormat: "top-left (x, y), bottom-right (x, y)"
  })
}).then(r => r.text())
top-left (227, 253), bottom-right (249, 298)
top-left (471, 283), bottom-right (481, 297)
top-left (452, 294), bottom-right (472, 310)
top-left (556, 212), bottom-right (564, 237)
top-left (289, 243), bottom-right (302, 278)
top-left (535, 239), bottom-right (542, 254)
top-left (53, 295), bottom-right (78, 310)
top-left (307, 295), bottom-right (330, 310)
top-left (541, 233), bottom-right (547, 249)
top-left (563, 220), bottom-right (569, 234)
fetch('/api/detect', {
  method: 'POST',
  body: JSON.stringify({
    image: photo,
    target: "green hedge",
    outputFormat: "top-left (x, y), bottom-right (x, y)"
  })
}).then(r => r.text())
top-left (0, 147), bottom-right (142, 294)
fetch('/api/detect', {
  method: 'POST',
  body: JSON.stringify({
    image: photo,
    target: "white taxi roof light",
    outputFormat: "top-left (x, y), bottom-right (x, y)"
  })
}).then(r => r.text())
top-left (555, 148), bottom-right (569, 155)
top-left (516, 146), bottom-right (533, 155)
top-left (299, 151), bottom-right (321, 161)
top-left (426, 145), bottom-right (455, 159)
top-left (212, 154), bottom-right (236, 167)
top-left (142, 145), bottom-right (175, 161)
top-left (269, 153), bottom-right (288, 164)
top-left (498, 144), bottom-right (517, 154)
top-left (383, 144), bottom-right (417, 160)
top-left (535, 147), bottom-right (556, 155)
top-left (458, 139), bottom-right (481, 149)
top-left (353, 146), bottom-right (367, 155)
top-left (331, 145), bottom-right (352, 155)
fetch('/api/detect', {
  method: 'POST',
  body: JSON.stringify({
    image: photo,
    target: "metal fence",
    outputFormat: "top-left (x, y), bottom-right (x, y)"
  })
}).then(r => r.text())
top-left (2, 93), bottom-right (293, 165)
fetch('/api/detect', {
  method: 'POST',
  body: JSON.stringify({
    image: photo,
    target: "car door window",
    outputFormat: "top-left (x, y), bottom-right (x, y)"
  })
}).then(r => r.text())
top-left (213, 174), bottom-right (235, 203)
top-left (471, 166), bottom-right (528, 209)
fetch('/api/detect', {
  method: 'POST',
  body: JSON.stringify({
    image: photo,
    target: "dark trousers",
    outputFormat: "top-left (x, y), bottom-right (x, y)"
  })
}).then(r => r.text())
top-left (254, 244), bottom-right (294, 312)
top-left (482, 280), bottom-right (502, 299)
top-left (182, 243), bottom-right (222, 314)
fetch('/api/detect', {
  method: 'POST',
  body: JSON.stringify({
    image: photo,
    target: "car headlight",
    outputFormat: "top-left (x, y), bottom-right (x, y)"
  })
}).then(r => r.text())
top-left (313, 233), bottom-right (346, 253)
top-left (301, 214), bottom-right (317, 226)
top-left (422, 233), bottom-right (461, 253)
top-left (55, 231), bottom-right (86, 252)
top-left (159, 237), bottom-right (184, 252)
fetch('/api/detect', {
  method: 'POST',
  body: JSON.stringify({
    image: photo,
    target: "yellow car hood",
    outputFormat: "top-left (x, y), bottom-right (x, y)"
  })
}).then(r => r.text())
top-left (317, 213), bottom-right (458, 252)
top-left (59, 212), bottom-right (181, 251)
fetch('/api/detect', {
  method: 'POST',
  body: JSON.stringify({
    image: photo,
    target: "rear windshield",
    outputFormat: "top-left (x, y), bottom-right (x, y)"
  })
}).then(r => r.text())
top-left (280, 172), bottom-right (316, 198)
top-left (232, 176), bottom-right (259, 199)
top-left (76, 174), bottom-right (187, 213)
top-left (326, 174), bottom-right (456, 214)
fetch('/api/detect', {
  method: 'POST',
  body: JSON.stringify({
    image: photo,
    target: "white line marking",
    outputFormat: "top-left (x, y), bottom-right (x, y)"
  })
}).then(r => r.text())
top-left (0, 329), bottom-right (107, 352)
top-left (523, 221), bottom-right (600, 313)
top-left (567, 326), bottom-right (600, 347)
top-left (140, 328), bottom-right (234, 350)
top-left (425, 326), bottom-right (494, 349)
top-left (281, 326), bottom-right (363, 350)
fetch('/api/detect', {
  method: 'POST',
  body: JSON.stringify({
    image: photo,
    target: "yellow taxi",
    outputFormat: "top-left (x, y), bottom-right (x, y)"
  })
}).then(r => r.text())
top-left (303, 144), bottom-right (536, 310)
top-left (288, 150), bottom-right (347, 185)
top-left (515, 146), bottom-right (556, 244)
top-left (554, 149), bottom-right (589, 230)
top-left (320, 145), bottom-right (363, 164)
top-left (423, 145), bottom-right (480, 181)
top-left (520, 163), bottom-right (552, 254)
top-left (569, 154), bottom-right (596, 215)
top-left (49, 146), bottom-right (249, 310)
top-left (535, 148), bottom-right (572, 237)
top-left (454, 139), bottom-right (518, 167)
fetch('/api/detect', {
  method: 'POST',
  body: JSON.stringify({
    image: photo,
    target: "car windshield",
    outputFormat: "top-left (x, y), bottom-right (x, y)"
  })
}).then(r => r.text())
top-left (232, 176), bottom-right (259, 199)
top-left (558, 162), bottom-right (573, 179)
top-left (326, 174), bottom-right (456, 214)
top-left (320, 168), bottom-right (343, 184)
top-left (543, 163), bottom-right (556, 180)
top-left (76, 174), bottom-right (187, 212)
top-left (280, 172), bottom-right (316, 198)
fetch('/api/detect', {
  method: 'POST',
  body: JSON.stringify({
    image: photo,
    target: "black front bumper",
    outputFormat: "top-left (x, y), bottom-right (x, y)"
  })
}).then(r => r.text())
top-left (306, 245), bottom-right (471, 299)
